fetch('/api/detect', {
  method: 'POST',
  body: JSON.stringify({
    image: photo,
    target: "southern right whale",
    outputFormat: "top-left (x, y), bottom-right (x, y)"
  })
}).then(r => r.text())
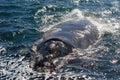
top-left (29, 19), bottom-right (99, 72)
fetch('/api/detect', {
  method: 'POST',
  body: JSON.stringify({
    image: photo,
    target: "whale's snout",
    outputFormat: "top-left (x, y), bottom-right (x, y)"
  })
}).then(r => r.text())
top-left (29, 40), bottom-right (72, 72)
top-left (29, 53), bottom-right (56, 72)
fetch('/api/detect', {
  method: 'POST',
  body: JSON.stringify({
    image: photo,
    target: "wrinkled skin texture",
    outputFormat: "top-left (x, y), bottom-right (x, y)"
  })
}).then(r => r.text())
top-left (29, 40), bottom-right (72, 72)
top-left (29, 19), bottom-right (99, 72)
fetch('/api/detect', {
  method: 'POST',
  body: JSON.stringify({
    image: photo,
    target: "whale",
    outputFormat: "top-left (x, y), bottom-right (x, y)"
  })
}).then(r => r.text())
top-left (29, 19), bottom-right (99, 72)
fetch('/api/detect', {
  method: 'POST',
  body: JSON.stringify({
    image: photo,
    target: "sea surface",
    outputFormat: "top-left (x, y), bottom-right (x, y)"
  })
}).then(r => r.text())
top-left (0, 0), bottom-right (120, 80)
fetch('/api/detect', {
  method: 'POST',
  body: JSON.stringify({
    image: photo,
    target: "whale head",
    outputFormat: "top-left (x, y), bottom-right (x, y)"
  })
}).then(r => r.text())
top-left (29, 39), bottom-right (72, 72)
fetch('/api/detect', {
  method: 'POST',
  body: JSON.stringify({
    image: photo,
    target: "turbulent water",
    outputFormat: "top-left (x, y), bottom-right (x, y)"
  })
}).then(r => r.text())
top-left (0, 0), bottom-right (120, 80)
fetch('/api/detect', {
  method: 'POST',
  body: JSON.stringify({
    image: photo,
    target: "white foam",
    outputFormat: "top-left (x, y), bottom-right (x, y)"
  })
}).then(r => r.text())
top-left (110, 59), bottom-right (118, 64)
top-left (73, 9), bottom-right (118, 36)
top-left (69, 9), bottom-right (85, 19)
top-left (111, 1), bottom-right (120, 12)
top-left (39, 8), bottom-right (120, 37)
top-left (72, 0), bottom-right (80, 6)
top-left (70, 9), bottom-right (120, 35)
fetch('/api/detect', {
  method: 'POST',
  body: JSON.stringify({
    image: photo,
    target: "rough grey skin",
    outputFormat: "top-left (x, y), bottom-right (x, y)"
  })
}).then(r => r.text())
top-left (29, 19), bottom-right (99, 72)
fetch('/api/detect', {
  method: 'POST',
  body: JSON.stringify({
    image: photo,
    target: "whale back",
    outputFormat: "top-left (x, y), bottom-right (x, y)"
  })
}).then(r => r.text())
top-left (42, 20), bottom-right (99, 49)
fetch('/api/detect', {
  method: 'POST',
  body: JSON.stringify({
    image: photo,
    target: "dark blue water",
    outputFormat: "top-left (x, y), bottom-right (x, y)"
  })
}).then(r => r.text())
top-left (0, 0), bottom-right (120, 80)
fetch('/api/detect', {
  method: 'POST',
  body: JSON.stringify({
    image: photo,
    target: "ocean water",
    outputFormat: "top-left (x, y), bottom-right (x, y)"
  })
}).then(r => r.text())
top-left (0, 0), bottom-right (120, 80)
